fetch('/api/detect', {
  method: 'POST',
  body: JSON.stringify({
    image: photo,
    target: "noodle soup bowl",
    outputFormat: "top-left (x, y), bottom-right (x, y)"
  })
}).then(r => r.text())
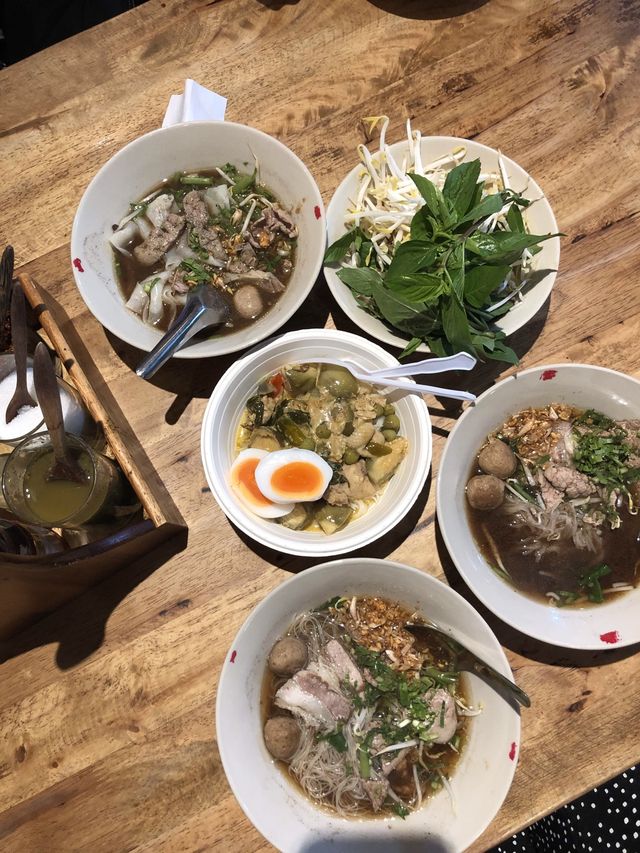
top-left (201, 328), bottom-right (432, 557)
top-left (71, 120), bottom-right (325, 358)
top-left (216, 557), bottom-right (521, 852)
top-left (437, 363), bottom-right (640, 650)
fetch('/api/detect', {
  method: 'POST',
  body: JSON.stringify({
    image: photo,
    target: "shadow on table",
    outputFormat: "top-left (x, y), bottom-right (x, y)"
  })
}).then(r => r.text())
top-left (301, 837), bottom-right (449, 853)
top-left (104, 273), bottom-right (331, 424)
top-left (232, 470), bottom-right (432, 573)
top-left (366, 0), bottom-right (489, 19)
top-left (0, 529), bottom-right (187, 668)
top-left (434, 519), bottom-right (640, 668)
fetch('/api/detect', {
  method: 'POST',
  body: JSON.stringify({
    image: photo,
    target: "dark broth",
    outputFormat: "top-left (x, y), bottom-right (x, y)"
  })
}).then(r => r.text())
top-left (113, 168), bottom-right (296, 334)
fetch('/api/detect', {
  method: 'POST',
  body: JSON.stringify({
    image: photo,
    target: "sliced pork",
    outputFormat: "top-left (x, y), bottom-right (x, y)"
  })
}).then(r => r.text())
top-left (275, 670), bottom-right (352, 729)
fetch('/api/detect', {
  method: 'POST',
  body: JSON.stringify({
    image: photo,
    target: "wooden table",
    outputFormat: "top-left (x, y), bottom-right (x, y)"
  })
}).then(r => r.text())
top-left (1, 0), bottom-right (639, 849)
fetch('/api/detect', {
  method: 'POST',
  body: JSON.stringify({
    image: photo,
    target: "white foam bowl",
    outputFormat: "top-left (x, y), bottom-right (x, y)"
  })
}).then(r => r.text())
top-left (71, 120), bottom-right (325, 358)
top-left (216, 557), bottom-right (521, 852)
top-left (325, 136), bottom-right (560, 353)
top-left (437, 363), bottom-right (640, 650)
top-left (200, 329), bottom-right (432, 556)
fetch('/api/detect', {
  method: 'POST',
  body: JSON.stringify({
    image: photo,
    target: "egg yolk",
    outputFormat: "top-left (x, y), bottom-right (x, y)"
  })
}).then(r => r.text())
top-left (269, 461), bottom-right (324, 498)
top-left (232, 457), bottom-right (273, 507)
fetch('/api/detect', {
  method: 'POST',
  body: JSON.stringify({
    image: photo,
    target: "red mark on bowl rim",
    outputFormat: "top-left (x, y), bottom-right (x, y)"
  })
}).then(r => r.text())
top-left (540, 369), bottom-right (557, 381)
top-left (509, 742), bottom-right (517, 761)
top-left (73, 258), bottom-right (84, 272)
top-left (314, 205), bottom-right (321, 220)
top-left (230, 650), bottom-right (237, 663)
top-left (600, 630), bottom-right (620, 645)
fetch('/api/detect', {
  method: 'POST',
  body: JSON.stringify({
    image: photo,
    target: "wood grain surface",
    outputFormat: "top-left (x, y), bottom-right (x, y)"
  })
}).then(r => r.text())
top-left (1, 0), bottom-right (640, 850)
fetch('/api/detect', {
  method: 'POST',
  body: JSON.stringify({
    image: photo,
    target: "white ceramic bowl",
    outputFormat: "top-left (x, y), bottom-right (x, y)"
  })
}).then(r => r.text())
top-left (216, 557), bottom-right (521, 852)
top-left (71, 121), bottom-right (325, 358)
top-left (437, 363), bottom-right (640, 650)
top-left (325, 136), bottom-right (560, 353)
top-left (200, 329), bottom-right (431, 556)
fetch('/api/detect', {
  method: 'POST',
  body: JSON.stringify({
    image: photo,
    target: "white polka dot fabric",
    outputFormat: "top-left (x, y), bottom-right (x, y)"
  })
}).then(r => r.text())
top-left (492, 767), bottom-right (638, 853)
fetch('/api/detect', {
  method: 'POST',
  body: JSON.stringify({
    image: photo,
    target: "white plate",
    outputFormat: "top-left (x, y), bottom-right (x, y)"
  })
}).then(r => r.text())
top-left (437, 363), bottom-right (640, 650)
top-left (200, 328), bottom-right (432, 557)
top-left (325, 136), bottom-right (560, 353)
top-left (216, 557), bottom-right (521, 852)
top-left (71, 121), bottom-right (325, 358)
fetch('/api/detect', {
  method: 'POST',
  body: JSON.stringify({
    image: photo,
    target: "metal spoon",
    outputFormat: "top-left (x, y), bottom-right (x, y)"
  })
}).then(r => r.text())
top-left (6, 283), bottom-right (36, 423)
top-left (33, 343), bottom-right (85, 484)
top-left (405, 621), bottom-right (531, 708)
top-left (136, 285), bottom-right (231, 380)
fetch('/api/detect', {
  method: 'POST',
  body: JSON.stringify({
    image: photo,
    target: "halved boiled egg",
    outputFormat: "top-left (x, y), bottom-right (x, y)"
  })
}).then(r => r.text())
top-left (229, 449), bottom-right (295, 518)
top-left (255, 449), bottom-right (333, 504)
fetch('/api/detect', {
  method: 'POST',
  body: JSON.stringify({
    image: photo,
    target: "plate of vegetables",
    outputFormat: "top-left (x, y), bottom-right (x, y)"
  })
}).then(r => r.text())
top-left (324, 117), bottom-right (560, 363)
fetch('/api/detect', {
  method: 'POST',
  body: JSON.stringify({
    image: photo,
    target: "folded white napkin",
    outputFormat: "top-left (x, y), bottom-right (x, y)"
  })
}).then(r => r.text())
top-left (162, 79), bottom-right (227, 127)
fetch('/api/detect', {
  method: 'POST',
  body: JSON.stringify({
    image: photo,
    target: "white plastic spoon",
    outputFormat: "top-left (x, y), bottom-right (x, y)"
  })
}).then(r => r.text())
top-left (313, 352), bottom-right (477, 403)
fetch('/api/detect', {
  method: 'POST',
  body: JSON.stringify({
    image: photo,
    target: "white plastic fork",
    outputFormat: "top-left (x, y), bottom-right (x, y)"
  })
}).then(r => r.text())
top-left (315, 351), bottom-right (477, 403)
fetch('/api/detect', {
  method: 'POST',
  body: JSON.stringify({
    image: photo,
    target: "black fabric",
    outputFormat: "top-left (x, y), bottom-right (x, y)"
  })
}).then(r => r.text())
top-left (0, 0), bottom-right (146, 65)
top-left (491, 766), bottom-right (640, 853)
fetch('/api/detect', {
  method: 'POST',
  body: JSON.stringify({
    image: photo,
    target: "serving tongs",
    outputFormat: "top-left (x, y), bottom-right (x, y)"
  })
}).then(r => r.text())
top-left (317, 351), bottom-right (477, 403)
top-left (405, 620), bottom-right (531, 709)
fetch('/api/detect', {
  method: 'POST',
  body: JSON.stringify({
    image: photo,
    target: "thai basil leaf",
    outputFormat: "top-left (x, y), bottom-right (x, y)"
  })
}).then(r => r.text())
top-left (441, 294), bottom-right (472, 350)
top-left (408, 173), bottom-right (445, 221)
top-left (371, 280), bottom-right (439, 337)
top-left (399, 336), bottom-right (424, 359)
top-left (324, 228), bottom-right (361, 263)
top-left (336, 266), bottom-right (382, 296)
top-left (456, 192), bottom-right (505, 229)
top-left (385, 272), bottom-right (447, 303)
top-left (386, 241), bottom-right (438, 277)
top-left (465, 264), bottom-right (510, 308)
top-left (446, 243), bottom-right (465, 305)
top-left (442, 159), bottom-right (481, 218)
top-left (505, 204), bottom-right (525, 233)
top-left (466, 231), bottom-right (558, 264)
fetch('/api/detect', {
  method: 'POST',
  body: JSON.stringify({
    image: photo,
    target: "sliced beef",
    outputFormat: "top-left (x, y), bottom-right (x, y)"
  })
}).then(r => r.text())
top-left (387, 750), bottom-right (418, 798)
top-left (362, 778), bottom-right (389, 812)
top-left (274, 670), bottom-right (351, 729)
top-left (223, 269), bottom-right (285, 293)
top-left (133, 213), bottom-right (185, 266)
top-left (537, 470), bottom-right (563, 511)
top-left (544, 464), bottom-right (596, 499)
top-left (323, 639), bottom-right (364, 691)
top-left (425, 688), bottom-right (457, 744)
top-left (183, 190), bottom-right (209, 228)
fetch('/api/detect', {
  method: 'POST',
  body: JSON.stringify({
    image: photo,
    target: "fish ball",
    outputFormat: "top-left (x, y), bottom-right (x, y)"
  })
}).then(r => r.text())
top-left (264, 716), bottom-right (301, 761)
top-left (478, 439), bottom-right (517, 479)
top-left (233, 285), bottom-right (263, 319)
top-left (466, 474), bottom-right (505, 510)
top-left (268, 636), bottom-right (308, 676)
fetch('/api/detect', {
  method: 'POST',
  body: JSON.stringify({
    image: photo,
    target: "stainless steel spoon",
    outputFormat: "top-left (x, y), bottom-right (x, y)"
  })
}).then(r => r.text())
top-left (33, 343), bottom-right (86, 483)
top-left (6, 283), bottom-right (36, 423)
top-left (136, 285), bottom-right (231, 380)
top-left (405, 621), bottom-right (531, 708)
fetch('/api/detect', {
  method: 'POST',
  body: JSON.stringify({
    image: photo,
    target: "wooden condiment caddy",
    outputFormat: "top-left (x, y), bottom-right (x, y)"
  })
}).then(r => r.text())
top-left (0, 274), bottom-right (187, 641)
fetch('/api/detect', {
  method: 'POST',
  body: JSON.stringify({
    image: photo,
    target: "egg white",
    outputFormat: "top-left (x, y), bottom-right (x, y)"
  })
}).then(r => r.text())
top-left (229, 449), bottom-right (294, 519)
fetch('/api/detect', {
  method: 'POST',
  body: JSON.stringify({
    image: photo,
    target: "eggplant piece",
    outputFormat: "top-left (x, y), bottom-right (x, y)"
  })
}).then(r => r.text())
top-left (284, 365), bottom-right (318, 395)
top-left (318, 366), bottom-right (358, 398)
top-left (315, 503), bottom-right (353, 535)
top-left (249, 426), bottom-right (281, 452)
top-left (279, 503), bottom-right (314, 530)
top-left (365, 437), bottom-right (408, 485)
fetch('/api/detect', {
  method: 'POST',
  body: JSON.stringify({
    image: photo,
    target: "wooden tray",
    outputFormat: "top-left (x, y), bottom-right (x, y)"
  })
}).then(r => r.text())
top-left (0, 273), bottom-right (187, 640)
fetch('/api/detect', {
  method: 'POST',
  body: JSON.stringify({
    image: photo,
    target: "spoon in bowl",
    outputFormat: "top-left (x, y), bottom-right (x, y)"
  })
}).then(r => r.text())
top-left (314, 351), bottom-right (477, 403)
top-left (33, 343), bottom-right (86, 484)
top-left (136, 284), bottom-right (231, 380)
top-left (5, 283), bottom-right (36, 423)
top-left (405, 620), bottom-right (531, 708)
